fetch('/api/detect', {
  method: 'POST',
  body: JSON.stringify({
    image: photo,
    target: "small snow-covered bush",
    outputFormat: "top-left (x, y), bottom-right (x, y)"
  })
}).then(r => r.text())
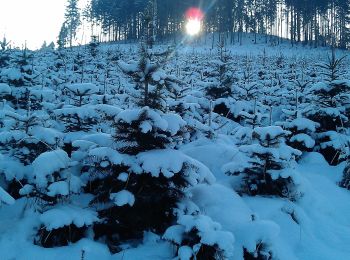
top-left (114, 107), bottom-right (186, 155)
top-left (164, 214), bottom-right (234, 259)
top-left (304, 80), bottom-right (350, 164)
top-left (278, 117), bottom-right (319, 153)
top-left (85, 146), bottom-right (214, 252)
top-left (21, 150), bottom-right (87, 248)
top-left (225, 126), bottom-right (302, 199)
top-left (35, 206), bottom-right (98, 247)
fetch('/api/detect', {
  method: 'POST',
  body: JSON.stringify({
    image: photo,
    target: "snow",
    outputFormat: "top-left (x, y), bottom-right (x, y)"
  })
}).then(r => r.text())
top-left (162, 113), bottom-right (186, 135)
top-left (29, 126), bottom-right (63, 145)
top-left (110, 190), bottom-right (135, 206)
top-left (163, 225), bottom-right (185, 244)
top-left (117, 60), bottom-right (138, 73)
top-left (32, 150), bottom-right (70, 187)
top-left (47, 181), bottom-right (69, 196)
top-left (0, 186), bottom-right (15, 205)
top-left (254, 126), bottom-right (289, 140)
top-left (117, 107), bottom-right (167, 131)
top-left (19, 184), bottom-right (34, 196)
top-left (40, 206), bottom-right (98, 230)
top-left (178, 246), bottom-right (193, 260)
top-left (117, 172), bottom-right (129, 182)
top-left (1, 68), bottom-right (21, 81)
top-left (88, 147), bottom-right (127, 165)
top-left (318, 131), bottom-right (350, 150)
top-left (135, 149), bottom-right (215, 185)
top-left (177, 214), bottom-right (235, 257)
top-left (290, 133), bottom-right (315, 148)
top-left (283, 118), bottom-right (320, 132)
top-left (0, 83), bottom-right (11, 94)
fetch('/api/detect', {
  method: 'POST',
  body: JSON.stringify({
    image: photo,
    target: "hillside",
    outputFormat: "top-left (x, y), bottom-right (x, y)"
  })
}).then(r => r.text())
top-left (0, 37), bottom-right (349, 260)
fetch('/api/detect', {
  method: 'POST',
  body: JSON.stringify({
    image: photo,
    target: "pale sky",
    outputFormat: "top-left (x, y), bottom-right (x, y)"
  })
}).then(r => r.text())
top-left (0, 0), bottom-right (88, 50)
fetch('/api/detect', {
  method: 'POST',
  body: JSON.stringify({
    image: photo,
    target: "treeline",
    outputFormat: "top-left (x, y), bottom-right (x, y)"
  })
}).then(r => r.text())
top-left (82, 0), bottom-right (350, 48)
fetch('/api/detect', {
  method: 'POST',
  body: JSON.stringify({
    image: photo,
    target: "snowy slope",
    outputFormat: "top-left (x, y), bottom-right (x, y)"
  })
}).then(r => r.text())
top-left (0, 35), bottom-right (350, 259)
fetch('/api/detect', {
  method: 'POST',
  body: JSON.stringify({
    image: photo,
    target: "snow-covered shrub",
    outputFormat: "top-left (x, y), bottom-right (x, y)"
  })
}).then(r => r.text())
top-left (12, 49), bottom-right (37, 87)
top-left (0, 111), bottom-right (52, 164)
top-left (65, 83), bottom-right (100, 107)
top-left (204, 39), bottom-right (233, 100)
top-left (0, 105), bottom-right (63, 199)
top-left (303, 80), bottom-right (350, 164)
top-left (225, 126), bottom-right (302, 199)
top-left (164, 214), bottom-right (234, 260)
top-left (118, 43), bottom-right (180, 110)
top-left (35, 206), bottom-right (98, 248)
top-left (55, 106), bottom-right (100, 133)
top-left (79, 106), bottom-right (214, 252)
top-left (278, 118), bottom-right (319, 153)
top-left (84, 148), bottom-right (214, 252)
top-left (24, 150), bottom-right (89, 247)
top-left (113, 107), bottom-right (186, 155)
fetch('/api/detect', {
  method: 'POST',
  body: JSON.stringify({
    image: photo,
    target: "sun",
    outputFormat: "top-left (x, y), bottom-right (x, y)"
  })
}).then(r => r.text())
top-left (186, 19), bottom-right (201, 36)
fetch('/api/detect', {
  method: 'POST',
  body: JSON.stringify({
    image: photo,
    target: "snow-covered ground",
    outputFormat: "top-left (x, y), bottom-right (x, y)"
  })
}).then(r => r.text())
top-left (0, 35), bottom-right (349, 259)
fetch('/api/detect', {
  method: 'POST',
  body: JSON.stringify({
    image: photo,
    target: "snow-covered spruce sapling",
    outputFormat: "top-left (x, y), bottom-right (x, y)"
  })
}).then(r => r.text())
top-left (21, 149), bottom-right (93, 248)
top-left (0, 107), bottom-right (62, 199)
top-left (113, 107), bottom-right (185, 155)
top-left (204, 38), bottom-right (234, 100)
top-left (65, 82), bottom-right (99, 107)
top-left (1, 110), bottom-right (49, 166)
top-left (318, 49), bottom-right (346, 82)
top-left (236, 55), bottom-right (259, 101)
top-left (14, 48), bottom-right (36, 87)
top-left (239, 98), bottom-right (266, 129)
top-left (303, 80), bottom-right (350, 165)
top-left (73, 50), bottom-right (86, 83)
top-left (224, 126), bottom-right (302, 199)
top-left (118, 42), bottom-right (179, 111)
top-left (278, 118), bottom-right (320, 154)
top-left (82, 107), bottom-right (214, 253)
top-left (54, 105), bottom-right (100, 157)
top-left (164, 214), bottom-right (234, 259)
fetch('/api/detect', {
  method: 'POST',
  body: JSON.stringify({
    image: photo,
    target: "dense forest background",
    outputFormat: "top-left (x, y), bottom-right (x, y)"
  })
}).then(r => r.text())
top-left (73, 0), bottom-right (350, 49)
